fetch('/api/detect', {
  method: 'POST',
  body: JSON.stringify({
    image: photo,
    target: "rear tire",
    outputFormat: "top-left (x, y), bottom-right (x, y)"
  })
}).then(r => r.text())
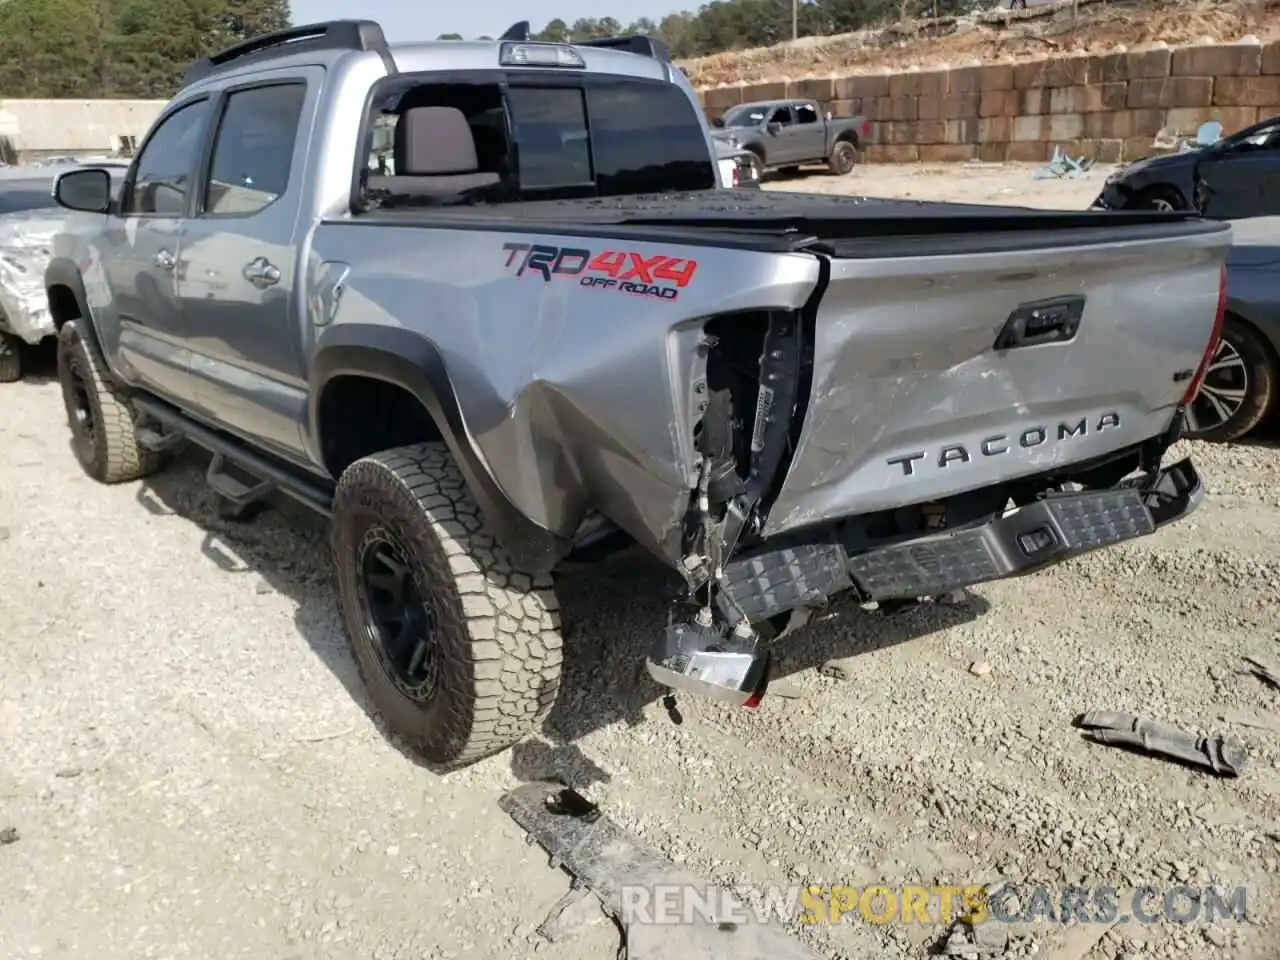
top-left (828, 140), bottom-right (857, 175)
top-left (56, 320), bottom-right (162, 483)
top-left (1183, 317), bottom-right (1276, 443)
top-left (331, 442), bottom-right (563, 770)
top-left (0, 333), bottom-right (20, 383)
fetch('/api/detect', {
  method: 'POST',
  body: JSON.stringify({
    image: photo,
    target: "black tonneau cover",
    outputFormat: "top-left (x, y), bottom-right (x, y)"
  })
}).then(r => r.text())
top-left (344, 188), bottom-right (1230, 257)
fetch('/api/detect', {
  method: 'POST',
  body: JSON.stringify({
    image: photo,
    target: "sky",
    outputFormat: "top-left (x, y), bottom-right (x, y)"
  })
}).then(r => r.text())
top-left (290, 0), bottom-right (690, 42)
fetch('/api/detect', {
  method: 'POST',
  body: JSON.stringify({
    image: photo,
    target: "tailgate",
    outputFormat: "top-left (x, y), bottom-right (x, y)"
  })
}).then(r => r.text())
top-left (763, 220), bottom-right (1230, 536)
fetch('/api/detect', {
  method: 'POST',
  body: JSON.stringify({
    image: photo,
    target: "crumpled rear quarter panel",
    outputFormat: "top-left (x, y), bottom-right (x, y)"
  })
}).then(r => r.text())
top-left (310, 224), bottom-right (820, 560)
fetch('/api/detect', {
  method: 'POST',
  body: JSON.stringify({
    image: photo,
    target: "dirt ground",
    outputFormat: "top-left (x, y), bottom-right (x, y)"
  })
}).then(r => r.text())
top-left (682, 0), bottom-right (1280, 86)
top-left (1, 162), bottom-right (1279, 960)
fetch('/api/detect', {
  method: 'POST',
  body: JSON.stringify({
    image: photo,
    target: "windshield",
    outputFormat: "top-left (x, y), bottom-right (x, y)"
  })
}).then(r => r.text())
top-left (720, 105), bottom-right (769, 128)
top-left (1225, 121), bottom-right (1280, 151)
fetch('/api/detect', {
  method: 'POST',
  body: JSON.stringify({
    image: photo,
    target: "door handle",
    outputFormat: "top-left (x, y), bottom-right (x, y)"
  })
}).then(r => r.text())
top-left (242, 256), bottom-right (281, 288)
top-left (154, 249), bottom-right (176, 271)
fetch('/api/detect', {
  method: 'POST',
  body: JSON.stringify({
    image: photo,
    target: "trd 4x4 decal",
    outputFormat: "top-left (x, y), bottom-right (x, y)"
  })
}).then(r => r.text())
top-left (501, 242), bottom-right (698, 302)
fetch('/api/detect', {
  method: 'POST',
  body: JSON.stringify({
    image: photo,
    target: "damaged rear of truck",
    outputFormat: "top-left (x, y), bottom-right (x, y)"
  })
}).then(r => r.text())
top-left (342, 196), bottom-right (1226, 710)
top-left (46, 20), bottom-right (1228, 770)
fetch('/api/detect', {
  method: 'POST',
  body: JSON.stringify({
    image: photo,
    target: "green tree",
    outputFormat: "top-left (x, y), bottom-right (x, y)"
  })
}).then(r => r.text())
top-left (0, 0), bottom-right (104, 97)
top-left (535, 18), bottom-right (569, 41)
top-left (215, 0), bottom-right (291, 47)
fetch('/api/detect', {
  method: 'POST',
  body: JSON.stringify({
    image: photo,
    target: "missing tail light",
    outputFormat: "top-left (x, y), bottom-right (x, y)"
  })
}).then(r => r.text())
top-left (1181, 262), bottom-right (1227, 406)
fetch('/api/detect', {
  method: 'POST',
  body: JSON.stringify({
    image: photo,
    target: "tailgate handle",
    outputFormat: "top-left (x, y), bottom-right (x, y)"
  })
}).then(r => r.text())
top-left (995, 296), bottom-right (1085, 350)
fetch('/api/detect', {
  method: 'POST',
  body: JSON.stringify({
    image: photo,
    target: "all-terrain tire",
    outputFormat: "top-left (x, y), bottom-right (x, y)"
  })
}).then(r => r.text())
top-left (1184, 317), bottom-right (1277, 443)
top-left (56, 320), bottom-right (162, 483)
top-left (331, 442), bottom-right (563, 770)
top-left (0, 333), bottom-right (20, 383)
top-left (828, 140), bottom-right (857, 175)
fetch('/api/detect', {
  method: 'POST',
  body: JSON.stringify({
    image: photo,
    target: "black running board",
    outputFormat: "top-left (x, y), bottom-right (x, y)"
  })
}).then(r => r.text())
top-left (132, 397), bottom-right (334, 518)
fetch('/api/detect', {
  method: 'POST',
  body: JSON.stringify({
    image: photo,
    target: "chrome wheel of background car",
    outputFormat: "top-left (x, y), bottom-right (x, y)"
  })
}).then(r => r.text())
top-left (1148, 198), bottom-right (1176, 211)
top-left (1184, 338), bottom-right (1247, 434)
top-left (357, 531), bottom-right (440, 704)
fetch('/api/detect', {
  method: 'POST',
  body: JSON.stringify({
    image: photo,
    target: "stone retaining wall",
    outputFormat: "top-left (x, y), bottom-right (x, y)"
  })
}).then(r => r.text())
top-left (696, 40), bottom-right (1280, 163)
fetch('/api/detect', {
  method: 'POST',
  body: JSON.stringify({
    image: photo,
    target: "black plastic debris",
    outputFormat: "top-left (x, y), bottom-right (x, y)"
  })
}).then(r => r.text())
top-left (500, 780), bottom-right (823, 960)
top-left (1074, 711), bottom-right (1248, 778)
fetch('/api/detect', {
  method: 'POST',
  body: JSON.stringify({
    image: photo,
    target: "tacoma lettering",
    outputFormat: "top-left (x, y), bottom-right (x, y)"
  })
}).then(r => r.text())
top-left (886, 412), bottom-right (1122, 477)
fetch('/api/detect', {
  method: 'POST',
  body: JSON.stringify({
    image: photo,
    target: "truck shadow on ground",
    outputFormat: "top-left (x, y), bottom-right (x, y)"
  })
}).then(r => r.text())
top-left (12, 338), bottom-right (58, 384)
top-left (134, 445), bottom-right (990, 788)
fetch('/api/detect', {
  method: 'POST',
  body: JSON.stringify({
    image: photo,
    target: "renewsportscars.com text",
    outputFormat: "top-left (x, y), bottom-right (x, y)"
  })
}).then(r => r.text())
top-left (618, 883), bottom-right (1249, 927)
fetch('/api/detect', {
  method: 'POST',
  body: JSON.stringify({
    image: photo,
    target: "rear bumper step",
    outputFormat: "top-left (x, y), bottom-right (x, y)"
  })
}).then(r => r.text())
top-left (718, 457), bottom-right (1202, 617)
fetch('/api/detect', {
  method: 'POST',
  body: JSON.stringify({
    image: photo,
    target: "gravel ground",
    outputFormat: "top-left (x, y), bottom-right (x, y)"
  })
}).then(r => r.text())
top-left (2, 163), bottom-right (1279, 960)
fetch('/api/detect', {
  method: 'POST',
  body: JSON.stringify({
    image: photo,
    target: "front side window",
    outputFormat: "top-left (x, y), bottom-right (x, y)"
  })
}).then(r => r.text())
top-left (768, 107), bottom-right (791, 126)
top-left (124, 99), bottom-right (210, 216)
top-left (203, 83), bottom-right (307, 216)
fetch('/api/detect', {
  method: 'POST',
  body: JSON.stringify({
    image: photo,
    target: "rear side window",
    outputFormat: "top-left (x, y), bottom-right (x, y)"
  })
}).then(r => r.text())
top-left (203, 83), bottom-right (307, 216)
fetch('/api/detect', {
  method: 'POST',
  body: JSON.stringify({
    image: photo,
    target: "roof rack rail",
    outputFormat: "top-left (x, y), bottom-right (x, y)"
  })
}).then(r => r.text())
top-left (575, 34), bottom-right (671, 63)
top-left (181, 19), bottom-right (392, 89)
top-left (499, 21), bottom-right (532, 42)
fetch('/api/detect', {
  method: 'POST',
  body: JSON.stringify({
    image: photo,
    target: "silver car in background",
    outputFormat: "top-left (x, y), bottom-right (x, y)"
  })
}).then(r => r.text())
top-left (0, 162), bottom-right (128, 381)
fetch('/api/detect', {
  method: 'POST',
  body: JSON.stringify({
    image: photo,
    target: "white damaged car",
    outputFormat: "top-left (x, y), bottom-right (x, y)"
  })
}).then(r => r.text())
top-left (0, 163), bottom-right (127, 382)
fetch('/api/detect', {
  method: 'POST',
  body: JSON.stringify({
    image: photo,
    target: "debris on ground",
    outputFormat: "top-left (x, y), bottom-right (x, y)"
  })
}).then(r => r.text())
top-left (1244, 655), bottom-right (1280, 690)
top-left (1216, 707), bottom-right (1280, 734)
top-left (536, 883), bottom-right (615, 944)
top-left (969, 660), bottom-right (993, 678)
top-left (501, 781), bottom-right (824, 960)
top-left (1074, 711), bottom-right (1248, 777)
top-left (0, 826), bottom-right (19, 845)
top-left (1031, 146), bottom-right (1094, 180)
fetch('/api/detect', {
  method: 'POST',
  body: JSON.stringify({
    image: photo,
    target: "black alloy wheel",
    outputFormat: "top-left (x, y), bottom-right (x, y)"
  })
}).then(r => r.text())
top-left (356, 529), bottom-right (440, 703)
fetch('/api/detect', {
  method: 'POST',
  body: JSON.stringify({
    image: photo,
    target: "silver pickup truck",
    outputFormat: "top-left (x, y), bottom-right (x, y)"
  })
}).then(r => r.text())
top-left (46, 19), bottom-right (1228, 770)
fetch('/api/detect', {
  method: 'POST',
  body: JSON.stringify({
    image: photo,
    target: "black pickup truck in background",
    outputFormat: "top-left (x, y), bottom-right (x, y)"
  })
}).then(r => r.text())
top-left (710, 97), bottom-right (870, 177)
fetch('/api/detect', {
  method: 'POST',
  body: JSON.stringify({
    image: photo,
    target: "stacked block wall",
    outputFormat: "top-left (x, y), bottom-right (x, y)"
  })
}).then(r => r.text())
top-left (695, 41), bottom-right (1280, 162)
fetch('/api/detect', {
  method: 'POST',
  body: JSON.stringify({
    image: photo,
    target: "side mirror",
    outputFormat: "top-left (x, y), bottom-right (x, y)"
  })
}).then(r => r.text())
top-left (766, 122), bottom-right (781, 135)
top-left (53, 168), bottom-right (113, 214)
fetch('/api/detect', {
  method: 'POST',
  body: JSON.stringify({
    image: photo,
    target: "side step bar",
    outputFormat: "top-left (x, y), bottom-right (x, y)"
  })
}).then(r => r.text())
top-left (132, 397), bottom-right (334, 518)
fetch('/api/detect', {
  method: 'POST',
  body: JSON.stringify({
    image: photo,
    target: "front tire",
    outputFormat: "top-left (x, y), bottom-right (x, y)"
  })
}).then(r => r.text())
top-left (1130, 185), bottom-right (1184, 211)
top-left (331, 443), bottom-right (563, 770)
top-left (828, 140), bottom-right (857, 175)
top-left (0, 333), bottom-right (20, 383)
top-left (56, 320), bottom-right (161, 483)
top-left (1183, 317), bottom-right (1277, 443)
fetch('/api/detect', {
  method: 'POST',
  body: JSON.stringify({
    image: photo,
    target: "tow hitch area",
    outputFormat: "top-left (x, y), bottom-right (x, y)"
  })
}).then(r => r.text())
top-left (645, 605), bottom-right (772, 708)
top-left (501, 781), bottom-right (824, 960)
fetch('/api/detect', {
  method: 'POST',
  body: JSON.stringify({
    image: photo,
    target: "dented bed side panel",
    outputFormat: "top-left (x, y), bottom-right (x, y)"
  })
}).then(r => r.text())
top-left (308, 223), bottom-right (821, 561)
top-left (764, 228), bottom-right (1230, 536)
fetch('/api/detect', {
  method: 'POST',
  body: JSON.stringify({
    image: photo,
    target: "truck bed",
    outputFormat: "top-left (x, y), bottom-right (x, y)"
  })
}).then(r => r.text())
top-left (319, 190), bottom-right (1229, 559)
top-left (350, 188), bottom-right (1227, 255)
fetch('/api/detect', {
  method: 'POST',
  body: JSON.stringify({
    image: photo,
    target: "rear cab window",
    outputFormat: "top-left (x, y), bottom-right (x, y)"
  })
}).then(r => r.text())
top-left (359, 67), bottom-right (716, 207)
